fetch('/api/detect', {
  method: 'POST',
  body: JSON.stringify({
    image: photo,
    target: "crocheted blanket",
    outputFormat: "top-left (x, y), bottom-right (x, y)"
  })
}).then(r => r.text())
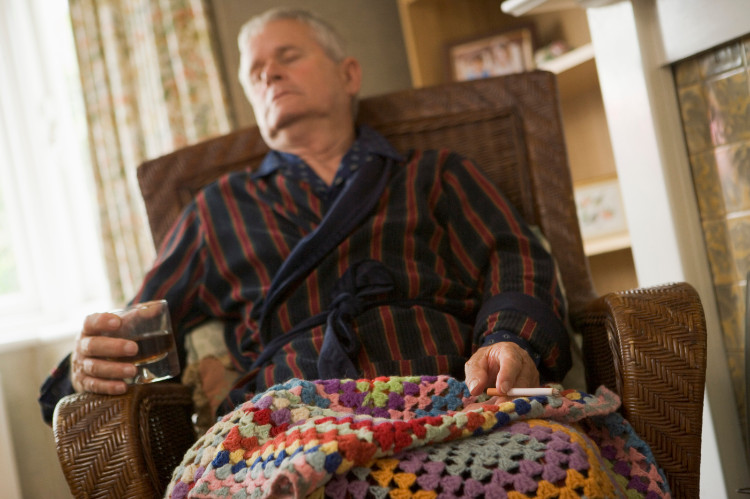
top-left (166, 376), bottom-right (670, 498)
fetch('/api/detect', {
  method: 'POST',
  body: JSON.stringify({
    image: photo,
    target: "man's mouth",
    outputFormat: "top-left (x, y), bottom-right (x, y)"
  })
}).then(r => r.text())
top-left (270, 90), bottom-right (294, 104)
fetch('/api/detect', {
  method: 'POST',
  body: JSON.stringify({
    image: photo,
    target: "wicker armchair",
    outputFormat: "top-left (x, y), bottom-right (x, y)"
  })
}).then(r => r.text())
top-left (53, 72), bottom-right (707, 498)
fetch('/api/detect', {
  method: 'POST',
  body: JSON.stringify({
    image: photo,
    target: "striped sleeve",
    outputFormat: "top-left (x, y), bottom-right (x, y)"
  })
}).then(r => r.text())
top-left (131, 200), bottom-right (212, 362)
top-left (437, 152), bottom-right (571, 381)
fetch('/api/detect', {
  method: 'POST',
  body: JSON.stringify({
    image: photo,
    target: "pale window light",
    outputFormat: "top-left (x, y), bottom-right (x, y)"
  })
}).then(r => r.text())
top-left (0, 0), bottom-right (110, 347)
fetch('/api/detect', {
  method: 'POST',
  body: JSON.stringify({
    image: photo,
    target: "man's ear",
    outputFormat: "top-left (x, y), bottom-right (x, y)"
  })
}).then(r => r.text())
top-left (340, 56), bottom-right (362, 97)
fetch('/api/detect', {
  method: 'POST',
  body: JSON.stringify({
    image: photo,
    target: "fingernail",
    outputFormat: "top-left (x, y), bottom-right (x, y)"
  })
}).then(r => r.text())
top-left (107, 317), bottom-right (119, 328)
top-left (124, 365), bottom-right (137, 377)
top-left (466, 379), bottom-right (477, 393)
top-left (124, 341), bottom-right (138, 355)
top-left (501, 381), bottom-right (512, 393)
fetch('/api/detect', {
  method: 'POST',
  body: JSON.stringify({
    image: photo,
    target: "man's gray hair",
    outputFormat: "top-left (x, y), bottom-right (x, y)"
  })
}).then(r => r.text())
top-left (237, 8), bottom-right (348, 90)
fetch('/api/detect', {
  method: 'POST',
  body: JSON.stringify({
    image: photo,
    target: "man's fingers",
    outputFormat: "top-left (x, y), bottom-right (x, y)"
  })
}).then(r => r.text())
top-left (495, 348), bottom-right (523, 394)
top-left (72, 312), bottom-right (138, 394)
top-left (78, 335), bottom-right (138, 358)
top-left (82, 358), bottom-right (137, 380)
top-left (465, 342), bottom-right (541, 397)
top-left (82, 312), bottom-right (122, 337)
top-left (464, 350), bottom-right (490, 395)
top-left (80, 376), bottom-right (129, 395)
top-left (495, 345), bottom-right (539, 393)
top-left (71, 356), bottom-right (136, 394)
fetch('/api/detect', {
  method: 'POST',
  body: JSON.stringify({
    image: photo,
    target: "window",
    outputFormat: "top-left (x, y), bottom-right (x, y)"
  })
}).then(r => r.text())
top-left (0, 193), bottom-right (19, 296)
top-left (0, 0), bottom-right (109, 344)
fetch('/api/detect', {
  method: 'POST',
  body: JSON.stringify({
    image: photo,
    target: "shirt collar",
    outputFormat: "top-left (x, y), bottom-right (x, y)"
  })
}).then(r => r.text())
top-left (253, 125), bottom-right (404, 179)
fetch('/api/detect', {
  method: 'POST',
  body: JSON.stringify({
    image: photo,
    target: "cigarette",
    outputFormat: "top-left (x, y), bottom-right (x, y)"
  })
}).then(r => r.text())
top-left (486, 387), bottom-right (559, 397)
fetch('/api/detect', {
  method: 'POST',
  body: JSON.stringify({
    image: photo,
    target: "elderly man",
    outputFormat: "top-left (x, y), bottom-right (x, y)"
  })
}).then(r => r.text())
top-left (39, 8), bottom-right (571, 424)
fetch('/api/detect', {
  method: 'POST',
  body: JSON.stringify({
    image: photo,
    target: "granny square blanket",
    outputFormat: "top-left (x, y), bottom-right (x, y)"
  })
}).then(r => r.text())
top-left (166, 376), bottom-right (670, 498)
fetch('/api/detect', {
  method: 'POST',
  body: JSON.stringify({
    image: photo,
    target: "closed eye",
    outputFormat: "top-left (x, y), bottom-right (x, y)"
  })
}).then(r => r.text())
top-left (246, 46), bottom-right (304, 85)
top-left (278, 47), bottom-right (302, 65)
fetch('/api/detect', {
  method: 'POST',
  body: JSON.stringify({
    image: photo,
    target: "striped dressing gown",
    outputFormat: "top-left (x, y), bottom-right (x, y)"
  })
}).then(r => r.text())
top-left (39, 127), bottom-right (570, 422)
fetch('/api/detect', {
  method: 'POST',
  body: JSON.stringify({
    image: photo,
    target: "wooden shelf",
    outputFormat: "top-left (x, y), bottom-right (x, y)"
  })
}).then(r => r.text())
top-left (501, 0), bottom-right (621, 16)
top-left (398, 0), bottom-right (637, 287)
top-left (398, 0), bottom-right (521, 88)
top-left (584, 232), bottom-right (631, 256)
top-left (536, 43), bottom-right (594, 74)
top-left (501, 0), bottom-right (580, 16)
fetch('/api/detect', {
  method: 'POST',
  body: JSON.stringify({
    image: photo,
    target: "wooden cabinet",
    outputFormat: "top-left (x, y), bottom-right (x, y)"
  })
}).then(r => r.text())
top-left (397, 0), bottom-right (638, 294)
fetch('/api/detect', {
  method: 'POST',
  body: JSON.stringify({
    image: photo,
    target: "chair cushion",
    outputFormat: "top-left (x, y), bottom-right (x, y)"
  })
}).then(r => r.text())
top-left (182, 321), bottom-right (240, 432)
top-left (165, 376), bottom-right (669, 498)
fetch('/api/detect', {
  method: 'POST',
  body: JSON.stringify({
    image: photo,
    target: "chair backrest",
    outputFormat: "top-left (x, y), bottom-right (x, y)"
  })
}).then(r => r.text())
top-left (137, 71), bottom-right (596, 315)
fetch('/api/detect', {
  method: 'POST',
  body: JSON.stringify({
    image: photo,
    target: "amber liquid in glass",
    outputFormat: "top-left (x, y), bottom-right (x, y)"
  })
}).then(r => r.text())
top-left (128, 330), bottom-right (180, 383)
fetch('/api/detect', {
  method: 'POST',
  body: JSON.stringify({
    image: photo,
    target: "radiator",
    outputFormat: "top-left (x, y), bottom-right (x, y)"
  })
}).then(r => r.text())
top-left (0, 373), bottom-right (23, 499)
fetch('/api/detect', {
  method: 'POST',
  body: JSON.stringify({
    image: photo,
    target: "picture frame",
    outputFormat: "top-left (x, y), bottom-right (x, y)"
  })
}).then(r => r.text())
top-left (446, 26), bottom-right (535, 82)
top-left (573, 176), bottom-right (630, 255)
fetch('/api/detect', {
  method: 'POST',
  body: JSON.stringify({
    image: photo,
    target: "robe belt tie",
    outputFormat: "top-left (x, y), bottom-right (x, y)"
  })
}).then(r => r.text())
top-left (248, 259), bottom-right (395, 379)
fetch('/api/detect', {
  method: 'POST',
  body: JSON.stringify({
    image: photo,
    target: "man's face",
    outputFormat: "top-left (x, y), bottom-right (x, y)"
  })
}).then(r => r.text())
top-left (239, 19), bottom-right (360, 143)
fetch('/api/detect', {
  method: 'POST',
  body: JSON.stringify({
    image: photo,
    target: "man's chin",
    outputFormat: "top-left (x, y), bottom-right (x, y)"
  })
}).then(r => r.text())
top-left (264, 113), bottom-right (306, 139)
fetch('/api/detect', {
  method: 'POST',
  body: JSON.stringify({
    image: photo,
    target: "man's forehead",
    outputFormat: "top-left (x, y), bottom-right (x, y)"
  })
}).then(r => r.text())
top-left (250, 19), bottom-right (313, 44)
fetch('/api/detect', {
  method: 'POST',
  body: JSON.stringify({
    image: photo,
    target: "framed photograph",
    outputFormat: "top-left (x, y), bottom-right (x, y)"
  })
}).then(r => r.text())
top-left (446, 27), bottom-right (535, 82)
top-left (574, 176), bottom-right (630, 255)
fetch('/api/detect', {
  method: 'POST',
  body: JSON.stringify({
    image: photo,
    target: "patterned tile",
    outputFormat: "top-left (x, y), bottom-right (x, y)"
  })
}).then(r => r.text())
top-left (727, 350), bottom-right (744, 397)
top-left (702, 220), bottom-right (740, 284)
top-left (716, 283), bottom-right (744, 352)
top-left (714, 142), bottom-right (750, 213)
top-left (688, 150), bottom-right (726, 219)
top-left (728, 214), bottom-right (750, 279)
top-left (698, 41), bottom-right (743, 79)
top-left (726, 349), bottom-right (746, 445)
top-left (704, 71), bottom-right (750, 147)
top-left (673, 58), bottom-right (701, 87)
top-left (677, 84), bottom-right (713, 154)
top-left (743, 281), bottom-right (748, 340)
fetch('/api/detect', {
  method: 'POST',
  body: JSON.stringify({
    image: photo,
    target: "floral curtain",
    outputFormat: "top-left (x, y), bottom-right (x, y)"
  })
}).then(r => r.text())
top-left (68, 0), bottom-right (233, 304)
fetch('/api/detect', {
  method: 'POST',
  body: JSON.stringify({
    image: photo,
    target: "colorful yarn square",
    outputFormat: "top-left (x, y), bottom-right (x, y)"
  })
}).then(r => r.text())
top-left (165, 376), bottom-right (670, 498)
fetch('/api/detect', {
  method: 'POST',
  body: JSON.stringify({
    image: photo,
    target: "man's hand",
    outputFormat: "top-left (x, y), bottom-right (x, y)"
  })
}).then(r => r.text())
top-left (464, 342), bottom-right (539, 396)
top-left (70, 313), bottom-right (139, 394)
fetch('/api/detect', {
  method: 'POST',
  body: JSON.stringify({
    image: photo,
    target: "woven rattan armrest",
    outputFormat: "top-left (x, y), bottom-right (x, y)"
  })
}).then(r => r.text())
top-left (53, 382), bottom-right (196, 499)
top-left (576, 281), bottom-right (707, 499)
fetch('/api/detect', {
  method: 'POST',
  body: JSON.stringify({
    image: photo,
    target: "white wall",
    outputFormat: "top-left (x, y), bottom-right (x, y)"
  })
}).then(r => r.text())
top-left (0, 372), bottom-right (22, 499)
top-left (0, 337), bottom-right (75, 498)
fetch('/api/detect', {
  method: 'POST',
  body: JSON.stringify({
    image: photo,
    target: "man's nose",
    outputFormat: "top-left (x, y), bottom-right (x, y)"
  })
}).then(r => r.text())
top-left (260, 62), bottom-right (283, 84)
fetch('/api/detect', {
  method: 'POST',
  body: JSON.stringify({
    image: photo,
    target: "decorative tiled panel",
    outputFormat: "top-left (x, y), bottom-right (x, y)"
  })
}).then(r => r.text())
top-left (715, 142), bottom-right (750, 213)
top-left (698, 41), bottom-right (744, 79)
top-left (728, 215), bottom-right (750, 278)
top-left (727, 347), bottom-right (747, 448)
top-left (715, 282), bottom-right (745, 352)
top-left (704, 70), bottom-right (750, 147)
top-left (702, 220), bottom-right (740, 284)
top-left (674, 58), bottom-right (701, 87)
top-left (673, 33), bottom-right (750, 453)
top-left (677, 83), bottom-right (713, 154)
top-left (690, 150), bottom-right (726, 219)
